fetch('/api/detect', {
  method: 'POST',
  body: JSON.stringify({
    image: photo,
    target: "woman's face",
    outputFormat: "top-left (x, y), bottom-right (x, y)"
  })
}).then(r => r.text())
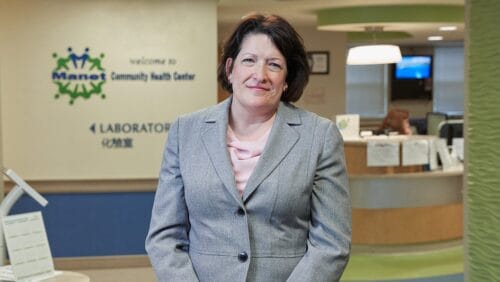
top-left (226, 33), bottom-right (288, 112)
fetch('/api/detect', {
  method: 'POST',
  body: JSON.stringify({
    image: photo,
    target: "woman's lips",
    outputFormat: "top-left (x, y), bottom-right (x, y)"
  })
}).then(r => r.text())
top-left (247, 85), bottom-right (270, 91)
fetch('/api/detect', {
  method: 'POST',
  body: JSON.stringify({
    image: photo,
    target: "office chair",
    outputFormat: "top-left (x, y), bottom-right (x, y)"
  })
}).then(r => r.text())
top-left (409, 117), bottom-right (427, 135)
top-left (438, 119), bottom-right (464, 146)
top-left (426, 112), bottom-right (447, 136)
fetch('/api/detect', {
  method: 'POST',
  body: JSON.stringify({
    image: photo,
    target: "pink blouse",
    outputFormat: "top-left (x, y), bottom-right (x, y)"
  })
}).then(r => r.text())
top-left (226, 126), bottom-right (271, 196)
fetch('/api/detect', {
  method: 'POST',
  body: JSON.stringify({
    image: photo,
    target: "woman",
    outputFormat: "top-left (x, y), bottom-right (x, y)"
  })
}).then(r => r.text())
top-left (146, 13), bottom-right (351, 282)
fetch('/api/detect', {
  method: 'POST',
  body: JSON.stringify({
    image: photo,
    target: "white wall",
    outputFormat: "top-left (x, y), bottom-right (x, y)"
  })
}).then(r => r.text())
top-left (295, 27), bottom-right (347, 120)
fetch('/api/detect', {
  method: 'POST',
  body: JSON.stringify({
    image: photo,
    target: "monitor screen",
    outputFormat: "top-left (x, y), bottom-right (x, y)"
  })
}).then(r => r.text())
top-left (395, 55), bottom-right (432, 79)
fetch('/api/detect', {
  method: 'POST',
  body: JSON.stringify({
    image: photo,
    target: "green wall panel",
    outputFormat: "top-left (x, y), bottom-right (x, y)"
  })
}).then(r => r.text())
top-left (466, 0), bottom-right (500, 280)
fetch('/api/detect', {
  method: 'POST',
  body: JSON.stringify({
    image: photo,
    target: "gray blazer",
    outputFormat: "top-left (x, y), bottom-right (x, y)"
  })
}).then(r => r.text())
top-left (146, 98), bottom-right (351, 282)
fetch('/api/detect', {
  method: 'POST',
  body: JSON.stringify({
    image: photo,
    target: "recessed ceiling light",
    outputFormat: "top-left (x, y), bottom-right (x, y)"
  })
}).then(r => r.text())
top-left (428, 36), bottom-right (443, 41)
top-left (439, 26), bottom-right (457, 31)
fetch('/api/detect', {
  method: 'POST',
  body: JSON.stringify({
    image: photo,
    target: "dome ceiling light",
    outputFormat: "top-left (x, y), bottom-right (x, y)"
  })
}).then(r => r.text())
top-left (347, 26), bottom-right (402, 65)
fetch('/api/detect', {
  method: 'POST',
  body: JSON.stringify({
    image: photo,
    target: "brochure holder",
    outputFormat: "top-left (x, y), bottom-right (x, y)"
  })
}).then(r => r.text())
top-left (335, 114), bottom-right (360, 140)
top-left (0, 168), bottom-right (48, 265)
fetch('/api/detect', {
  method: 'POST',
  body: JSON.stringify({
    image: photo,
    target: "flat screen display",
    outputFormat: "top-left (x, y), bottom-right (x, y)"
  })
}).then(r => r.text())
top-left (395, 55), bottom-right (432, 79)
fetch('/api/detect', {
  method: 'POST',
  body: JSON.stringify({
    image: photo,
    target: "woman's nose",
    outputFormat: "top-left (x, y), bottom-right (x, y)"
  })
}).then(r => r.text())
top-left (252, 62), bottom-right (267, 82)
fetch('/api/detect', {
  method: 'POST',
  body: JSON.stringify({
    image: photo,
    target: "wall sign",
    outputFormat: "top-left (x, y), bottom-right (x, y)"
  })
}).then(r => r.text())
top-left (0, 0), bottom-right (218, 180)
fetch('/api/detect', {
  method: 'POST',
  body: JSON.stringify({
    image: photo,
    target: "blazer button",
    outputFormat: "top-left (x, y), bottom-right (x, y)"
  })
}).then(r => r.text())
top-left (238, 252), bottom-right (248, 262)
top-left (236, 208), bottom-right (245, 216)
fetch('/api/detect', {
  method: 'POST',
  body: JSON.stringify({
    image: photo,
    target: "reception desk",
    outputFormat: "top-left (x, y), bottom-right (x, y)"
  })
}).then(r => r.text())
top-left (344, 137), bottom-right (463, 245)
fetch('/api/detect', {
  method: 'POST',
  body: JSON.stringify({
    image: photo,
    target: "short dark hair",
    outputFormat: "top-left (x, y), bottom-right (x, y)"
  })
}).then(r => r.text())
top-left (217, 13), bottom-right (310, 103)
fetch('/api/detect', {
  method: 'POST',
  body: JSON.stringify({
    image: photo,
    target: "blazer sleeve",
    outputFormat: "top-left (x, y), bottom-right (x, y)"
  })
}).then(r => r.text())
top-left (287, 121), bottom-right (352, 282)
top-left (145, 118), bottom-right (199, 282)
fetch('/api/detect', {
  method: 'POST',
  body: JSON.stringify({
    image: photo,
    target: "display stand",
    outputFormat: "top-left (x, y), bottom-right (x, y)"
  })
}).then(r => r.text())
top-left (0, 168), bottom-right (48, 266)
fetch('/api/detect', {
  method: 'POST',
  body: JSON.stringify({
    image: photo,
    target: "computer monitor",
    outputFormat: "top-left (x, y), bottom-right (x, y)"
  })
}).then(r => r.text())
top-left (426, 112), bottom-right (447, 136)
top-left (394, 55), bottom-right (432, 79)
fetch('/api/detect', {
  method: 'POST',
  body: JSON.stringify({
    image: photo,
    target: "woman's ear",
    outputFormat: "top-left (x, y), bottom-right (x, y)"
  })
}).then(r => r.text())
top-left (225, 58), bottom-right (233, 82)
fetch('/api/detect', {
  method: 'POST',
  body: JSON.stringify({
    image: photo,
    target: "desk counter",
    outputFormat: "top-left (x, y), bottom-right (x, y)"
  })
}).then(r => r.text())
top-left (343, 136), bottom-right (435, 174)
top-left (344, 136), bottom-right (463, 245)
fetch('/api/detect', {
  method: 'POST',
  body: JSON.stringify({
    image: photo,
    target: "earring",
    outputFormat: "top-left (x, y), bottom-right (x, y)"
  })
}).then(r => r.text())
top-left (283, 85), bottom-right (288, 91)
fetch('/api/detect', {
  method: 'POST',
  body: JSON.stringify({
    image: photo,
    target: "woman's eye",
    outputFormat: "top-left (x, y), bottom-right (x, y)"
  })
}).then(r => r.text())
top-left (268, 62), bottom-right (282, 71)
top-left (242, 58), bottom-right (255, 64)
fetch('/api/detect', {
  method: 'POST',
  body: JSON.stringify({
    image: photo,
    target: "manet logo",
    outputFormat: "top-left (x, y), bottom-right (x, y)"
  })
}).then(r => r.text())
top-left (52, 47), bottom-right (106, 105)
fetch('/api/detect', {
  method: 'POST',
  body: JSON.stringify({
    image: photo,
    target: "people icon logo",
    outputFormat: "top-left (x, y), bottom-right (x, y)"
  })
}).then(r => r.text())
top-left (52, 47), bottom-right (106, 105)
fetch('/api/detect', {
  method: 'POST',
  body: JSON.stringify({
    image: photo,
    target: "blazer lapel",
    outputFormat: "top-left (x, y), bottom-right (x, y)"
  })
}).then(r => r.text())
top-left (242, 102), bottom-right (301, 202)
top-left (200, 98), bottom-right (244, 206)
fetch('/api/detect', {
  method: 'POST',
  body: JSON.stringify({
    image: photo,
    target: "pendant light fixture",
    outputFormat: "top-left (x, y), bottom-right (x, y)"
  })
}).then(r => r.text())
top-left (347, 26), bottom-right (402, 65)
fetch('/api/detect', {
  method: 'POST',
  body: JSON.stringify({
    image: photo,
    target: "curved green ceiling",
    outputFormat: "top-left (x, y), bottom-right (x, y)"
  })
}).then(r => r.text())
top-left (347, 31), bottom-right (412, 41)
top-left (317, 5), bottom-right (464, 26)
top-left (317, 5), bottom-right (464, 42)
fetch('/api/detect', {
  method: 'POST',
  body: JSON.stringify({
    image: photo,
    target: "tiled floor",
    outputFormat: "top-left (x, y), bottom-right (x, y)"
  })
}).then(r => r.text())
top-left (342, 245), bottom-right (463, 281)
top-left (75, 267), bottom-right (463, 282)
top-left (74, 245), bottom-right (463, 282)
